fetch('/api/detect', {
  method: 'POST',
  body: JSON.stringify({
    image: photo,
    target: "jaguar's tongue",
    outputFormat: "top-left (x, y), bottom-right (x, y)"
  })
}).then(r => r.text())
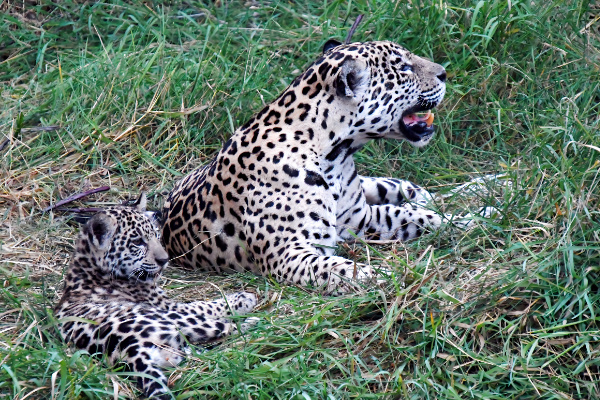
top-left (402, 111), bottom-right (434, 127)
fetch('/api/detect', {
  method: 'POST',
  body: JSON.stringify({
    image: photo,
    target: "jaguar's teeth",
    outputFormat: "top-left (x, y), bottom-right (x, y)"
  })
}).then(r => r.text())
top-left (424, 112), bottom-right (434, 127)
top-left (402, 110), bottom-right (434, 127)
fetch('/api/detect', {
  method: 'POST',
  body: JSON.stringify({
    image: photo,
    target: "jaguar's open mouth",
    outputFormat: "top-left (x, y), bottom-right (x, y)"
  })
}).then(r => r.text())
top-left (399, 105), bottom-right (436, 143)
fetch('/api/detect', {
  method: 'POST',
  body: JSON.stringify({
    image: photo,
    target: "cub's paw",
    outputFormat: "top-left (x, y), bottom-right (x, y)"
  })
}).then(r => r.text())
top-left (239, 317), bottom-right (261, 333)
top-left (229, 317), bottom-right (260, 336)
top-left (227, 292), bottom-right (258, 314)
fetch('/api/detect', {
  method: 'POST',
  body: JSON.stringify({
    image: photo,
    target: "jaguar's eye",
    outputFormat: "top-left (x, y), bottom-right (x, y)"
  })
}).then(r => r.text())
top-left (400, 64), bottom-right (414, 72)
top-left (132, 237), bottom-right (145, 246)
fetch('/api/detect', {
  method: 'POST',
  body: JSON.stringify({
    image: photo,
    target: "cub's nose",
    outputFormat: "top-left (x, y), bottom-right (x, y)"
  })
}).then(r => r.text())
top-left (155, 257), bottom-right (169, 268)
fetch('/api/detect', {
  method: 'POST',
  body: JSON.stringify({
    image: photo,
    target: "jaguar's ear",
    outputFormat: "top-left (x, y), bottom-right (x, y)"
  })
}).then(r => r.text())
top-left (323, 39), bottom-right (342, 53)
top-left (132, 192), bottom-right (147, 212)
top-left (84, 213), bottom-right (116, 250)
top-left (335, 58), bottom-right (370, 99)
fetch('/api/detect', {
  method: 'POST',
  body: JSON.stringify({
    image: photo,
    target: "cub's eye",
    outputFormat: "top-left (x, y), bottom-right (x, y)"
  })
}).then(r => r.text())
top-left (400, 64), bottom-right (414, 72)
top-left (131, 237), bottom-right (145, 246)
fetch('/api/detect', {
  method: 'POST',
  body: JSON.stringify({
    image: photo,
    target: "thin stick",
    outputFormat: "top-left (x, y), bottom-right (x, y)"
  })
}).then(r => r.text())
top-left (43, 186), bottom-right (110, 213)
top-left (54, 207), bottom-right (105, 213)
top-left (345, 15), bottom-right (364, 44)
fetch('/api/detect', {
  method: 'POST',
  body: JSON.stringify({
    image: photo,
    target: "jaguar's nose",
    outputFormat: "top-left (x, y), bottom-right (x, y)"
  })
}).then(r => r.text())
top-left (437, 70), bottom-right (447, 83)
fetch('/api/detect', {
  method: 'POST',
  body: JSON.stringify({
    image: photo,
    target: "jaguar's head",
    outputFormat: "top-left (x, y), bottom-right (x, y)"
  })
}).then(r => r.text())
top-left (292, 40), bottom-right (446, 148)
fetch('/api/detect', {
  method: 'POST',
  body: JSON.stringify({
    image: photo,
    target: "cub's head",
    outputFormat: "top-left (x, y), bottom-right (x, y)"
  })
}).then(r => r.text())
top-left (293, 40), bottom-right (446, 147)
top-left (77, 193), bottom-right (168, 282)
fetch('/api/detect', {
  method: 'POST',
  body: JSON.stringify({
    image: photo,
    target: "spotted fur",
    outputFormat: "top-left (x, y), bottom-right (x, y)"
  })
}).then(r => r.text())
top-left (162, 40), bottom-right (451, 293)
top-left (54, 195), bottom-right (257, 399)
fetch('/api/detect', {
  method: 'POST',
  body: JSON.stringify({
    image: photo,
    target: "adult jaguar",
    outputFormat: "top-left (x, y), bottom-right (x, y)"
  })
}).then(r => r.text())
top-left (162, 39), bottom-right (457, 293)
top-left (54, 194), bottom-right (258, 399)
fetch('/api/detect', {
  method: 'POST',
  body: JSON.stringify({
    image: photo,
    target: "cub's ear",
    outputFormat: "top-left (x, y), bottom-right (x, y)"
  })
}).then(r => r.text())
top-left (131, 192), bottom-right (147, 212)
top-left (335, 58), bottom-right (370, 99)
top-left (83, 213), bottom-right (116, 250)
top-left (323, 39), bottom-right (342, 53)
top-left (143, 210), bottom-right (162, 232)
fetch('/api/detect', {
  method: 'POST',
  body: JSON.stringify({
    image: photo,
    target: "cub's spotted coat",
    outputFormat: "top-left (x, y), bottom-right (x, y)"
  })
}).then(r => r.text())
top-left (162, 40), bottom-right (453, 292)
top-left (55, 195), bottom-right (257, 399)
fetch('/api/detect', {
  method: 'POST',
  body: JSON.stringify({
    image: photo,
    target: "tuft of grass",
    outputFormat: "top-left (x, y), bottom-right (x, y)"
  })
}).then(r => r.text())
top-left (1, 0), bottom-right (599, 399)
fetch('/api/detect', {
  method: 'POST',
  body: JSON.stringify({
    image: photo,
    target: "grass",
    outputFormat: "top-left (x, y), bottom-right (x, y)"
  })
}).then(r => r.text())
top-left (1, 0), bottom-right (599, 399)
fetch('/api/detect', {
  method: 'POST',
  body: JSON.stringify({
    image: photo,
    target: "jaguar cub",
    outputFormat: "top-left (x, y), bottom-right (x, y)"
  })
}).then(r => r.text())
top-left (54, 194), bottom-right (258, 399)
